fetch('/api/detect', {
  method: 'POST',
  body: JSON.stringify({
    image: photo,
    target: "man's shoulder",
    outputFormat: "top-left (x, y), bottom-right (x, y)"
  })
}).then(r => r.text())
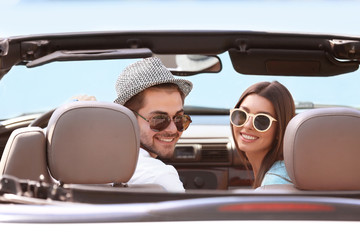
top-left (139, 157), bottom-right (172, 169)
top-left (138, 153), bottom-right (176, 172)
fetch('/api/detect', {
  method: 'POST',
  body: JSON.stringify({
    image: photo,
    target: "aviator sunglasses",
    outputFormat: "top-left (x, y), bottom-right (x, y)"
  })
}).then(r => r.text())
top-left (134, 111), bottom-right (192, 132)
top-left (230, 109), bottom-right (277, 132)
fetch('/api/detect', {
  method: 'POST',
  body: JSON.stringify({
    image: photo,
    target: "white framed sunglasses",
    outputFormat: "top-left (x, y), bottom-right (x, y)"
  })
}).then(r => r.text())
top-left (230, 108), bottom-right (277, 132)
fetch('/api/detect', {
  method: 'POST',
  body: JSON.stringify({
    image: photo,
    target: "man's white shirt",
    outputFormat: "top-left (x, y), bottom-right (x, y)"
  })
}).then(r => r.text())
top-left (127, 148), bottom-right (185, 192)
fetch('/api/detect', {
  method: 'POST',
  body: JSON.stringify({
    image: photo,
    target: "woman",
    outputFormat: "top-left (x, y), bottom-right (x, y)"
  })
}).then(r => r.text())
top-left (230, 81), bottom-right (295, 188)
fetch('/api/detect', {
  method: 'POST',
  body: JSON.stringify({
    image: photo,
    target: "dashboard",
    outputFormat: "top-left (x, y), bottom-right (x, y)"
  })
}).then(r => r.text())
top-left (166, 115), bottom-right (253, 190)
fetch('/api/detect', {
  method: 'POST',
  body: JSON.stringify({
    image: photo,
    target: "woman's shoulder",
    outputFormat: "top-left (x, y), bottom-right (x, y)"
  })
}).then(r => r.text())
top-left (261, 160), bottom-right (292, 186)
top-left (269, 160), bottom-right (286, 171)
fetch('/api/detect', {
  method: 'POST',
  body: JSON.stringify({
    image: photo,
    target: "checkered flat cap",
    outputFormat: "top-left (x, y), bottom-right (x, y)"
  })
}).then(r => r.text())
top-left (114, 57), bottom-right (193, 105)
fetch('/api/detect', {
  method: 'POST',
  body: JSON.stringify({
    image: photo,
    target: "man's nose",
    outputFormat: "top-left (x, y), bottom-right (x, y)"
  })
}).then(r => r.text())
top-left (165, 118), bottom-right (178, 132)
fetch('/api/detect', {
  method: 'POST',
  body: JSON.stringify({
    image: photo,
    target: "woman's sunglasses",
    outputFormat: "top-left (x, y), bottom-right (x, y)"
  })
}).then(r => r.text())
top-left (230, 109), bottom-right (277, 132)
top-left (134, 111), bottom-right (192, 132)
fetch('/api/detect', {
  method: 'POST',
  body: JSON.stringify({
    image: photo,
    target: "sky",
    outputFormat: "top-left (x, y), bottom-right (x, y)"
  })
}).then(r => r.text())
top-left (1, 0), bottom-right (360, 37)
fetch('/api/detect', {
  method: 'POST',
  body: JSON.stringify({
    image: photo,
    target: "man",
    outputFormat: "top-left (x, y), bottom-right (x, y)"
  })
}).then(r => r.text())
top-left (114, 57), bottom-right (193, 192)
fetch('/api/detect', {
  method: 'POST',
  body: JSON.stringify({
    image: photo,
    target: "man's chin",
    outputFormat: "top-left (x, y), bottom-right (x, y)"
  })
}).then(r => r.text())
top-left (161, 144), bottom-right (178, 157)
top-left (155, 147), bottom-right (175, 160)
top-left (141, 143), bottom-right (175, 160)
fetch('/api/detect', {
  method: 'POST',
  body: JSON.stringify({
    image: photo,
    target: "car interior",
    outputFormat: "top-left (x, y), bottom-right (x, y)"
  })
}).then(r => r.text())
top-left (2, 99), bottom-right (360, 202)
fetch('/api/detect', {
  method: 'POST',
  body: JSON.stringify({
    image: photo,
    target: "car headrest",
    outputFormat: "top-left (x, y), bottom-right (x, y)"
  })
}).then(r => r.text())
top-left (284, 107), bottom-right (360, 191)
top-left (46, 101), bottom-right (139, 184)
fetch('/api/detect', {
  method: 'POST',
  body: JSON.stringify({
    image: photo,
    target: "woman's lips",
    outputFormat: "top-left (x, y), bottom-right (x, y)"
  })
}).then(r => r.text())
top-left (240, 132), bottom-right (258, 142)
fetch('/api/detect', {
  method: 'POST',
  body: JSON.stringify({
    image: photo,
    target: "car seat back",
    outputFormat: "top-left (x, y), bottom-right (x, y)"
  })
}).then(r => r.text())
top-left (284, 107), bottom-right (360, 191)
top-left (0, 127), bottom-right (52, 182)
top-left (46, 101), bottom-right (140, 184)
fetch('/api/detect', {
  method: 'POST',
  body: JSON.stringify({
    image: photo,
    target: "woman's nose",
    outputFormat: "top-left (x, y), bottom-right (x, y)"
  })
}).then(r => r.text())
top-left (243, 116), bottom-right (253, 129)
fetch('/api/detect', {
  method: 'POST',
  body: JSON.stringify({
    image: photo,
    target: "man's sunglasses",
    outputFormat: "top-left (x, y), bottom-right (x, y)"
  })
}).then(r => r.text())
top-left (134, 111), bottom-right (192, 132)
top-left (230, 109), bottom-right (277, 132)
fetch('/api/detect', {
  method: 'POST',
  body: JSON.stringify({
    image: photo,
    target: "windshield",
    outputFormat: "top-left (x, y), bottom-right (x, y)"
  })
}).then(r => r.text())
top-left (1, 53), bottom-right (359, 119)
top-left (1, 0), bottom-right (360, 119)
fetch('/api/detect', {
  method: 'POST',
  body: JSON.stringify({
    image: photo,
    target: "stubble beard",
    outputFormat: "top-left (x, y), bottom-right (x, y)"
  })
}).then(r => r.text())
top-left (140, 132), bottom-right (179, 160)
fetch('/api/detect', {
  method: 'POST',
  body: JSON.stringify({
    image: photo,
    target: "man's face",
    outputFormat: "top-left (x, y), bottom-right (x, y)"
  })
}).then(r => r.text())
top-left (136, 87), bottom-right (184, 159)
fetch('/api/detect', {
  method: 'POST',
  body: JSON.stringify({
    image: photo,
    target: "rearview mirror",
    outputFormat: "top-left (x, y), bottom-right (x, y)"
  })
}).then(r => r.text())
top-left (156, 54), bottom-right (222, 76)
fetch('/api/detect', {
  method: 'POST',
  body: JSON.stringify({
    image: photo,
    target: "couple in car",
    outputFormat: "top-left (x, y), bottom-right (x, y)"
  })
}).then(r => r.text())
top-left (112, 57), bottom-right (295, 191)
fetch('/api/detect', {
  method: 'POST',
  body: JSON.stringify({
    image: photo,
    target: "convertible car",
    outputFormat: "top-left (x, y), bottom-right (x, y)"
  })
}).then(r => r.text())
top-left (1, 30), bottom-right (360, 237)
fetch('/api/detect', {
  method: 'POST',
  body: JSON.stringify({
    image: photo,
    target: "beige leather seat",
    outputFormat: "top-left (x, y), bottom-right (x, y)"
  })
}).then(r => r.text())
top-left (284, 107), bottom-right (360, 191)
top-left (0, 127), bottom-right (51, 182)
top-left (1, 101), bottom-right (140, 186)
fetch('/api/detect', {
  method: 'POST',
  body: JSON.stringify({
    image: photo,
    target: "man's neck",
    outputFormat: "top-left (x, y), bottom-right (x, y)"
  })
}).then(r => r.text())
top-left (140, 145), bottom-right (158, 158)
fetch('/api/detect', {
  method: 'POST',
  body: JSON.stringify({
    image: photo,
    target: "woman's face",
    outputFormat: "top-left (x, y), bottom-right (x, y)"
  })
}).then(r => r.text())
top-left (232, 94), bottom-right (277, 160)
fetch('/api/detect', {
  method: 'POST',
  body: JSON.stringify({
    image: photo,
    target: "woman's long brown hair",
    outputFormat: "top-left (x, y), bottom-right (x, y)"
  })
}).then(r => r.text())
top-left (231, 81), bottom-right (295, 188)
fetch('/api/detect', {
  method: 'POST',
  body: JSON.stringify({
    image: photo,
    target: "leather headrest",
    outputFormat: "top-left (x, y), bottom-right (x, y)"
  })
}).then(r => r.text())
top-left (46, 101), bottom-right (139, 184)
top-left (284, 107), bottom-right (360, 190)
